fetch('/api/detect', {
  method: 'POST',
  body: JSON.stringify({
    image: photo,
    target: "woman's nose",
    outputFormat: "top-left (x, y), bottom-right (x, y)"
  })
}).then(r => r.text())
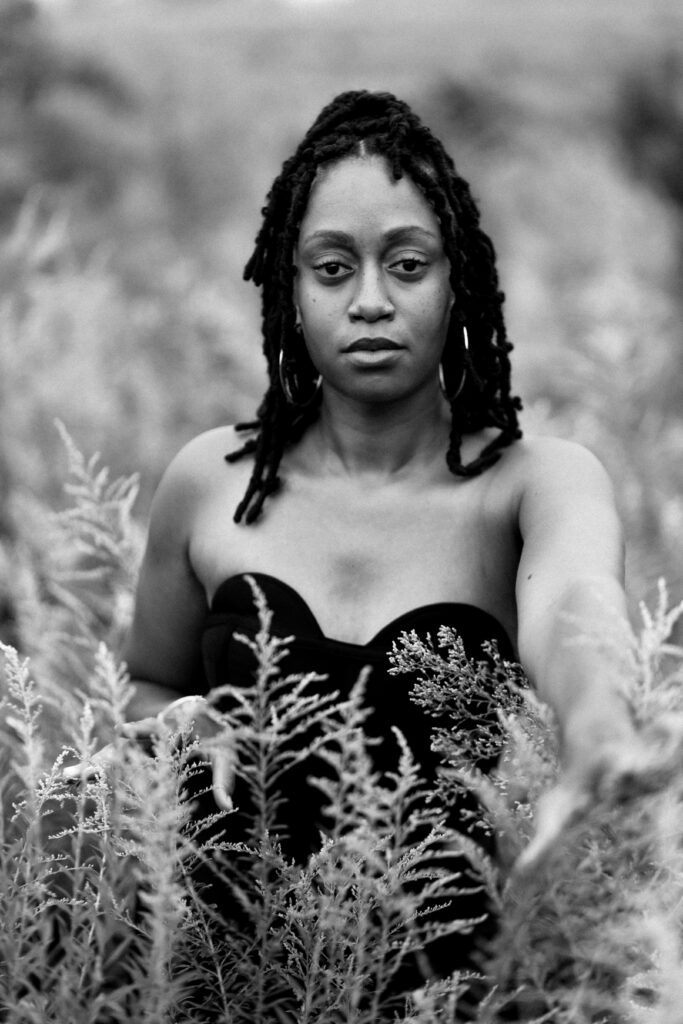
top-left (348, 266), bottom-right (394, 322)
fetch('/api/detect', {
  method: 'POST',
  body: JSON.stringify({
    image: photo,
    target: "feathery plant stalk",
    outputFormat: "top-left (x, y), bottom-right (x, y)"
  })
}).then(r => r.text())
top-left (1, 643), bottom-right (46, 823)
top-left (7, 421), bottom-right (143, 735)
top-left (205, 580), bottom-right (343, 1019)
top-left (0, 644), bottom-right (57, 1020)
top-left (112, 739), bottom-right (197, 1022)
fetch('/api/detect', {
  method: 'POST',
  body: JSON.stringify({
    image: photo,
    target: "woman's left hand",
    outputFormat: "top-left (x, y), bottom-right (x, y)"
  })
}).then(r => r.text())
top-left (515, 716), bottom-right (683, 873)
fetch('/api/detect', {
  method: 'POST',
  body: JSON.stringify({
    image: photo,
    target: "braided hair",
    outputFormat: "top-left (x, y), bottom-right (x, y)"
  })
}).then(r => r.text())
top-left (227, 89), bottom-right (523, 523)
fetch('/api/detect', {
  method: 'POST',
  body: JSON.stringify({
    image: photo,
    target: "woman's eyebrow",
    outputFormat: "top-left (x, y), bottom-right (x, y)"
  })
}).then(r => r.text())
top-left (300, 229), bottom-right (354, 249)
top-left (301, 225), bottom-right (439, 248)
top-left (383, 226), bottom-right (439, 244)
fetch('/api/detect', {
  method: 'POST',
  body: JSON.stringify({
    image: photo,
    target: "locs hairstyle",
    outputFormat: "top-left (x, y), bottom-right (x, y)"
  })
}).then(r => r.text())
top-left (227, 89), bottom-right (523, 523)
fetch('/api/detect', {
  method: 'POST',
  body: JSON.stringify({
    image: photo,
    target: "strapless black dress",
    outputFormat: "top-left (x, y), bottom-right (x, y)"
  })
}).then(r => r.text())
top-left (196, 572), bottom-right (514, 987)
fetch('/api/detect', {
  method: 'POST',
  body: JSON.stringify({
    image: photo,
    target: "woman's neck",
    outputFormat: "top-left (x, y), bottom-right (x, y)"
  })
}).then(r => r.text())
top-left (306, 385), bottom-right (451, 479)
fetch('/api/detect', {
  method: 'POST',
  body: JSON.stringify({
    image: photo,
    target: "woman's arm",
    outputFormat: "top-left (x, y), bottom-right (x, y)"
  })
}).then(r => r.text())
top-left (516, 439), bottom-right (634, 752)
top-left (513, 438), bottom-right (641, 866)
top-left (121, 439), bottom-right (210, 719)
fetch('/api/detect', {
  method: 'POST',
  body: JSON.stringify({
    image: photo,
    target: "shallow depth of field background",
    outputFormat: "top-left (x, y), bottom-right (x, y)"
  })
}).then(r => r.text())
top-left (2, 0), bottom-right (683, 628)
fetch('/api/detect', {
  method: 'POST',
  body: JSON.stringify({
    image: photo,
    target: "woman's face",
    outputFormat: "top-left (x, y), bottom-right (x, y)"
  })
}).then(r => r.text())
top-left (293, 155), bottom-right (454, 405)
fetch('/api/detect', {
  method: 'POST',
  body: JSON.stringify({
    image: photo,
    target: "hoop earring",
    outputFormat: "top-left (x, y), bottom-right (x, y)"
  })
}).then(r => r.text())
top-left (439, 325), bottom-right (469, 400)
top-left (278, 345), bottom-right (322, 407)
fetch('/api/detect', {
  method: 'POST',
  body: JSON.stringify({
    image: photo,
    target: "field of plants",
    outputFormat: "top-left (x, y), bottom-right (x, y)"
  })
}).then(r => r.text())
top-left (2, 0), bottom-right (683, 1020)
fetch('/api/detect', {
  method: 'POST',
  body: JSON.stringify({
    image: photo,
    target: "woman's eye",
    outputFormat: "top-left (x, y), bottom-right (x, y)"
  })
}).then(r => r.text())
top-left (391, 257), bottom-right (428, 276)
top-left (314, 261), bottom-right (351, 279)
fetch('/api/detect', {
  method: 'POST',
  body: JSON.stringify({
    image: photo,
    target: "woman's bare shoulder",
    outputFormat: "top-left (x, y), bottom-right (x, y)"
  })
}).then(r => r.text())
top-left (491, 433), bottom-right (616, 521)
top-left (159, 425), bottom-right (252, 486)
top-left (169, 424), bottom-right (252, 469)
top-left (147, 426), bottom-right (254, 538)
top-left (498, 433), bottom-right (608, 479)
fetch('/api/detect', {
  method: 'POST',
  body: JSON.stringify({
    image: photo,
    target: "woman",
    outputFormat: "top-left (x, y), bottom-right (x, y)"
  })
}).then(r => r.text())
top-left (71, 91), bottom-right (644, 1003)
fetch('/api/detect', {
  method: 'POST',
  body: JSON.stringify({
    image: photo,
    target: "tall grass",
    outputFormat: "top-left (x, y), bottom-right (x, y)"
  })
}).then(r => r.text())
top-left (1, 436), bottom-right (682, 1022)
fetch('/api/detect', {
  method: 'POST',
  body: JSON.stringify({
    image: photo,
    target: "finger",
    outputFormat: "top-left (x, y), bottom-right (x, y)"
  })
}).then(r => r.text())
top-left (514, 783), bottom-right (589, 875)
top-left (121, 717), bottom-right (160, 738)
top-left (211, 747), bottom-right (235, 811)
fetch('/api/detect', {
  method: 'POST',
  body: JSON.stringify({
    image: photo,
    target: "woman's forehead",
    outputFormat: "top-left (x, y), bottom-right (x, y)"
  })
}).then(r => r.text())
top-left (298, 155), bottom-right (442, 243)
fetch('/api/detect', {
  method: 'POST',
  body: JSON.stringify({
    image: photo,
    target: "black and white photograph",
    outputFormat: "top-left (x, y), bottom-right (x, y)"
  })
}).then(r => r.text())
top-left (1, 1), bottom-right (683, 1020)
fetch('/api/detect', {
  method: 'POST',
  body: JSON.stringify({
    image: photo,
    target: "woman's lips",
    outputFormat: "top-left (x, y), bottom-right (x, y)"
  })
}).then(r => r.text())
top-left (344, 337), bottom-right (402, 353)
top-left (343, 339), bottom-right (404, 368)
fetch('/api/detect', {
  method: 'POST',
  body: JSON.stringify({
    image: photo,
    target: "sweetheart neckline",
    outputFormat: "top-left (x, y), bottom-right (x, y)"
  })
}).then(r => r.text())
top-left (209, 571), bottom-right (512, 651)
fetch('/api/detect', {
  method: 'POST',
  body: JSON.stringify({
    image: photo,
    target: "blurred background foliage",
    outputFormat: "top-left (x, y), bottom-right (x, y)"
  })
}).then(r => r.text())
top-left (1, 0), bottom-right (683, 638)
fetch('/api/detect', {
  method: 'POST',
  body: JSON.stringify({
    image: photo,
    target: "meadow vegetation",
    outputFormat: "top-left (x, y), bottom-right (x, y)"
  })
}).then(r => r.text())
top-left (2, 0), bottom-right (683, 1019)
top-left (1, 435), bottom-right (683, 1022)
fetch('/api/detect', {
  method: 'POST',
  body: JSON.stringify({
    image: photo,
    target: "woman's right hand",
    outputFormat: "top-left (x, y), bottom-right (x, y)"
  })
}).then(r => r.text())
top-left (62, 695), bottom-right (236, 811)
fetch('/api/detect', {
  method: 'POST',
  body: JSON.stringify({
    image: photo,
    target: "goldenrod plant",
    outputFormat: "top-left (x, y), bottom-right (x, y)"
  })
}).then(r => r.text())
top-left (1, 436), bottom-right (682, 1022)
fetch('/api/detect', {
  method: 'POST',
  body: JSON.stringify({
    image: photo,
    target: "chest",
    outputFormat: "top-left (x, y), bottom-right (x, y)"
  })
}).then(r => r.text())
top-left (195, 470), bottom-right (520, 646)
top-left (275, 485), bottom-right (479, 590)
